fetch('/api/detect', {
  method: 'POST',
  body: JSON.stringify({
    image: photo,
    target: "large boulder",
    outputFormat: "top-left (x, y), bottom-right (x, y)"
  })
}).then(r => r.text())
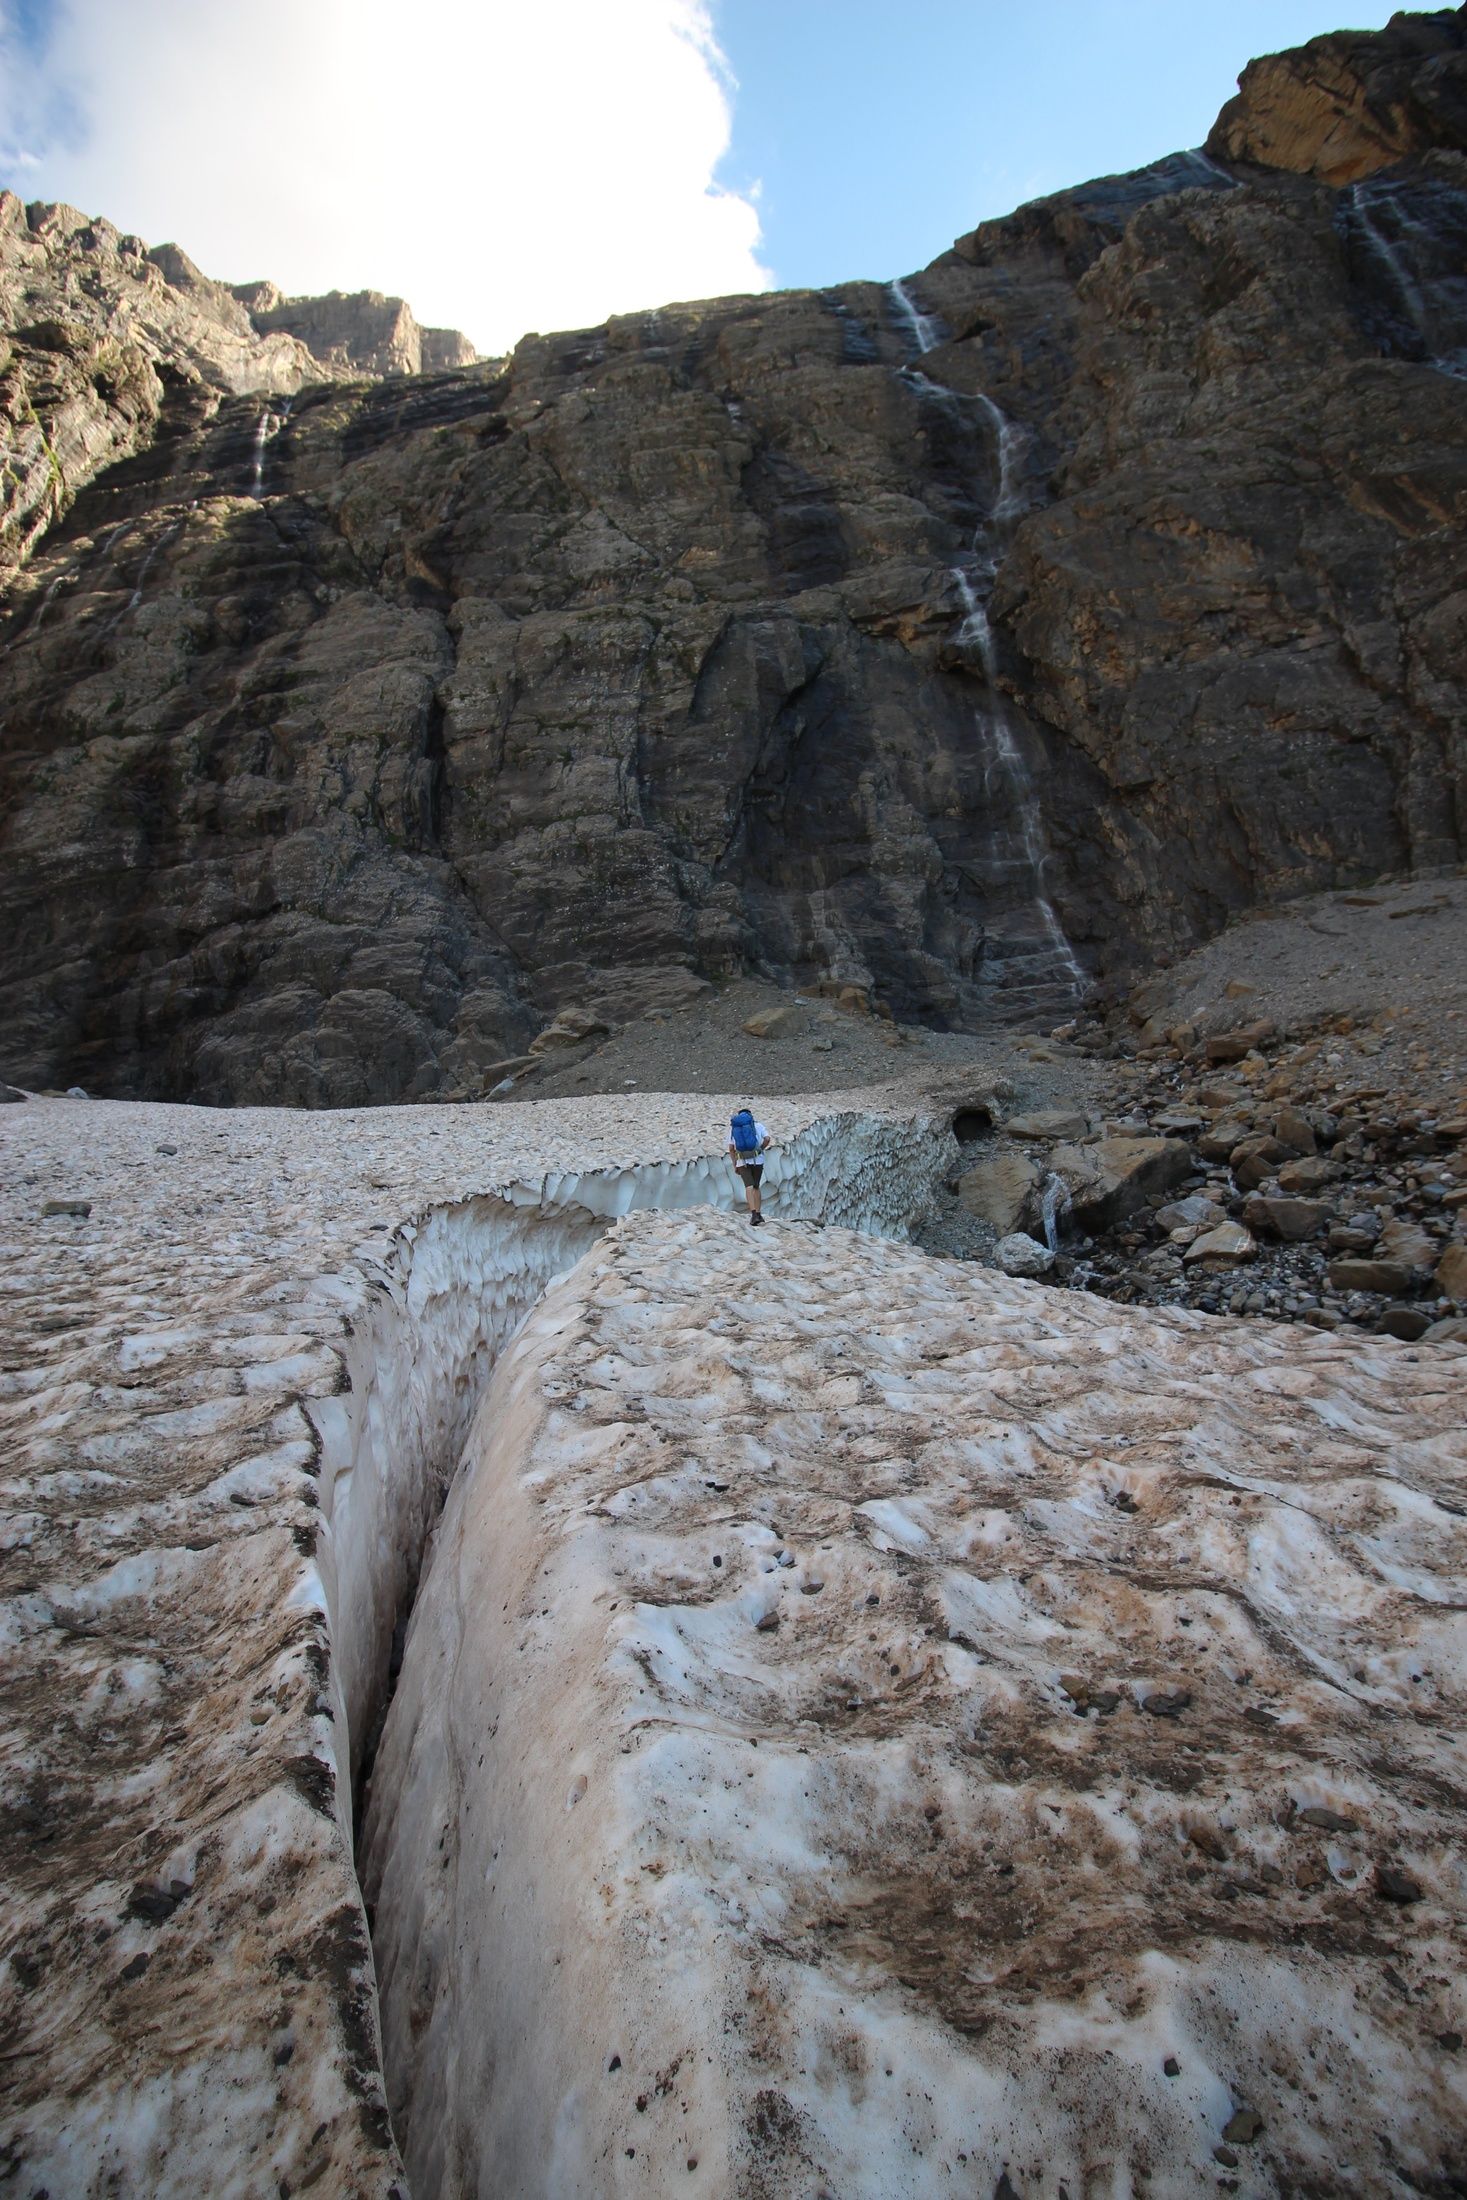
top-left (956, 1148), bottom-right (1039, 1235)
top-left (993, 1231), bottom-right (1056, 1278)
top-left (742, 1004), bottom-right (806, 1040)
top-left (1049, 1137), bottom-right (1193, 1230)
top-left (1243, 1194), bottom-right (1332, 1242)
top-left (1184, 1221), bottom-right (1258, 1267)
top-left (1003, 1109), bottom-right (1088, 1141)
top-left (1376, 1215), bottom-right (1438, 1276)
top-left (1433, 1239), bottom-right (1467, 1303)
top-left (1328, 1256), bottom-right (1411, 1295)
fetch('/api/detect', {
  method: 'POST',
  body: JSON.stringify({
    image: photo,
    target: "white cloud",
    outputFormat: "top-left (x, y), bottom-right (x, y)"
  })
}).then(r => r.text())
top-left (0, 0), bottom-right (771, 352)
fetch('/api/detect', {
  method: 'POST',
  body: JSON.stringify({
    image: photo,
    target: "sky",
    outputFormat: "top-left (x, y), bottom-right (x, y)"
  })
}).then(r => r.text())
top-left (0, 0), bottom-right (1402, 355)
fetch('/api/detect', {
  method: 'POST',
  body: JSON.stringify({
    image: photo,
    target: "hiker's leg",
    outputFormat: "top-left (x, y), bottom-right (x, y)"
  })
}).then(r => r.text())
top-left (748, 1176), bottom-right (762, 1216)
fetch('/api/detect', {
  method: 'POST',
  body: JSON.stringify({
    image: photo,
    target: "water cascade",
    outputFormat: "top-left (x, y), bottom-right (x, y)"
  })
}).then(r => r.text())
top-left (1038, 1170), bottom-right (1072, 1253)
top-left (887, 280), bottom-right (1085, 1013)
top-left (1179, 148), bottom-right (1237, 188)
top-left (886, 277), bottom-right (943, 358)
top-left (1345, 181), bottom-right (1467, 376)
top-left (97, 514), bottom-right (187, 636)
top-left (248, 394), bottom-right (294, 498)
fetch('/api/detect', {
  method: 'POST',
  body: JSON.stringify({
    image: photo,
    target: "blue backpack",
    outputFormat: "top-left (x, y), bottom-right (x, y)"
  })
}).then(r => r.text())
top-left (730, 1109), bottom-right (760, 1156)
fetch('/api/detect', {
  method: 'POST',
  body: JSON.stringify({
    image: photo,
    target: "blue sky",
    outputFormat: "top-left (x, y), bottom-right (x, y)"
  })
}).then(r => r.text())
top-left (712, 0), bottom-right (1401, 288)
top-left (0, 0), bottom-right (1402, 351)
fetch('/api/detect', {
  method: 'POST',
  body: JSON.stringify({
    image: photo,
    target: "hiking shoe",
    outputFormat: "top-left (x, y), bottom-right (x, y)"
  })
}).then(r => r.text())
top-left (750, 1211), bottom-right (763, 1226)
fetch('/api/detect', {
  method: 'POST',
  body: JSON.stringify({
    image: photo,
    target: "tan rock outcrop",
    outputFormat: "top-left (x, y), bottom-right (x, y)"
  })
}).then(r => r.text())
top-left (956, 1146), bottom-right (1040, 1232)
top-left (1207, 11), bottom-right (1467, 182)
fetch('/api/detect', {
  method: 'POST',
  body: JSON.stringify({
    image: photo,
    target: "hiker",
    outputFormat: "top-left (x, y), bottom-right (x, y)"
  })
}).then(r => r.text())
top-left (727, 1107), bottom-right (772, 1226)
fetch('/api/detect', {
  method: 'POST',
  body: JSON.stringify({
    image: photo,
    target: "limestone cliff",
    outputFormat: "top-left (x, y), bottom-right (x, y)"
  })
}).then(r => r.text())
top-left (0, 196), bottom-right (477, 577)
top-left (1, 10), bottom-right (1463, 1105)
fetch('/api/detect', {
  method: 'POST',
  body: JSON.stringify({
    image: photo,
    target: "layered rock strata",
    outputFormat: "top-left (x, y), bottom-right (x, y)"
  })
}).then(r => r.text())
top-left (0, 195), bottom-right (475, 578)
top-left (238, 283), bottom-right (480, 377)
top-left (0, 12), bottom-right (1465, 1107)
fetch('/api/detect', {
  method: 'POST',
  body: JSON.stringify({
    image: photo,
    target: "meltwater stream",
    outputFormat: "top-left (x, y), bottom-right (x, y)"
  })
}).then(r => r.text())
top-left (886, 281), bottom-right (1084, 1011)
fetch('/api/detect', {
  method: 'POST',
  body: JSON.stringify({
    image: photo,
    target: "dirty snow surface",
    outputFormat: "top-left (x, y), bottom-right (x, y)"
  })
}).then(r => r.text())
top-left (0, 1085), bottom-right (950, 2198)
top-left (370, 1211), bottom-right (1467, 2200)
top-left (2, 1089), bottom-right (1465, 2197)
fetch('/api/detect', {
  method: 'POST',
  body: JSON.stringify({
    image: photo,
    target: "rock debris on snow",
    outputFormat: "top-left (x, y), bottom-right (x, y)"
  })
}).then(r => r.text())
top-left (0, 1083), bottom-right (1464, 2195)
top-left (0, 1082), bottom-right (954, 2197)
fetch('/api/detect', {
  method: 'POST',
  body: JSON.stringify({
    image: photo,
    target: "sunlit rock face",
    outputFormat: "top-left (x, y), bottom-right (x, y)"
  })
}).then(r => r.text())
top-left (0, 193), bottom-right (477, 578)
top-left (1206, 8), bottom-right (1467, 182)
top-left (1, 12), bottom-right (1466, 1108)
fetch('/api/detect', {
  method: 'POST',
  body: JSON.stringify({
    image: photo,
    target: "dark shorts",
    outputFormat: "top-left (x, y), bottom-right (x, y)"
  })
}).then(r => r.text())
top-left (735, 1162), bottom-right (763, 1186)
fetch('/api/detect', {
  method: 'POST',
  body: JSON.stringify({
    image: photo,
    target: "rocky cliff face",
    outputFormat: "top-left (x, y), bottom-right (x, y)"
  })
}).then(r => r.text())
top-left (1, 11), bottom-right (1464, 1106)
top-left (0, 195), bottom-right (477, 579)
top-left (1208, 4), bottom-right (1467, 179)
top-left (237, 281), bottom-right (481, 377)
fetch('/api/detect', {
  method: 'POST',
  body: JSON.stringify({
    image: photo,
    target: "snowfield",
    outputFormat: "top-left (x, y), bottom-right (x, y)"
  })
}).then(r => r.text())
top-left (1, 1088), bottom-right (1463, 2196)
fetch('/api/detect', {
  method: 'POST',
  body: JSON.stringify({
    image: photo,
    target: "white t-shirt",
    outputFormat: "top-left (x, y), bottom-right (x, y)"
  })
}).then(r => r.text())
top-left (728, 1117), bottom-right (769, 1161)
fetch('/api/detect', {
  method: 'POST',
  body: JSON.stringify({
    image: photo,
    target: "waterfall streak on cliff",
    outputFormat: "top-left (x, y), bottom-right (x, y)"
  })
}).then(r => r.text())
top-left (248, 397), bottom-right (292, 498)
top-left (987, 716), bottom-right (1087, 992)
top-left (913, 408), bottom-right (1083, 997)
top-left (887, 278), bottom-right (941, 357)
top-left (248, 409), bottom-right (271, 497)
top-left (101, 516), bottom-right (186, 630)
top-left (1181, 148), bottom-right (1237, 188)
top-left (972, 388), bottom-right (1027, 523)
top-left (1348, 183), bottom-right (1467, 376)
top-left (27, 570), bottom-right (68, 635)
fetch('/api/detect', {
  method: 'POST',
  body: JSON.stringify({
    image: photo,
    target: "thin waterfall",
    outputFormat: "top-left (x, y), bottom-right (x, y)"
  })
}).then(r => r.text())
top-left (1039, 1172), bottom-right (1072, 1253)
top-left (126, 520), bottom-right (184, 611)
top-left (1344, 183), bottom-right (1467, 377)
top-left (989, 718), bottom-right (1087, 992)
top-left (1180, 149), bottom-right (1237, 189)
top-left (887, 278), bottom-right (941, 358)
top-left (248, 409), bottom-right (271, 498)
top-left (885, 277), bottom-right (1085, 1005)
top-left (248, 395), bottom-right (293, 498)
top-left (971, 388), bottom-right (1026, 523)
top-left (1350, 184), bottom-right (1427, 341)
top-left (96, 515), bottom-right (186, 637)
top-left (26, 570), bottom-right (68, 636)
